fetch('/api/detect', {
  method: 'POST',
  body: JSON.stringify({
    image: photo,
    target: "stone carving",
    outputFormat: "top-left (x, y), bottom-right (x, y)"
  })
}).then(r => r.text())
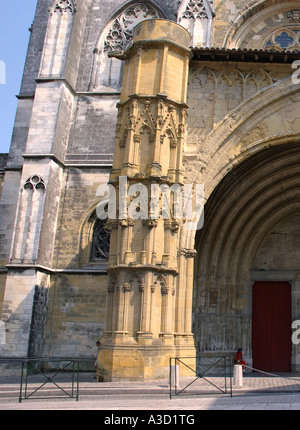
top-left (164, 220), bottom-right (180, 232)
top-left (160, 106), bottom-right (178, 148)
top-left (179, 0), bottom-right (214, 20)
top-left (244, 69), bottom-right (273, 92)
top-left (134, 100), bottom-right (156, 145)
top-left (116, 98), bottom-right (182, 152)
top-left (52, 0), bottom-right (75, 14)
top-left (112, 96), bottom-right (188, 182)
top-left (153, 274), bottom-right (168, 294)
top-left (143, 219), bottom-right (158, 228)
top-left (187, 66), bottom-right (278, 140)
top-left (128, 272), bottom-right (144, 286)
top-left (123, 282), bottom-right (132, 293)
top-left (103, 3), bottom-right (161, 53)
top-left (24, 175), bottom-right (46, 190)
top-left (288, 10), bottom-right (300, 23)
top-left (103, 20), bottom-right (124, 53)
top-left (177, 0), bottom-right (214, 47)
top-left (182, 248), bottom-right (197, 259)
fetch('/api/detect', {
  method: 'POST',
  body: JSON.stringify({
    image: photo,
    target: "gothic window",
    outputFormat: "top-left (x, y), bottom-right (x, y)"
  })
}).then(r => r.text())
top-left (89, 2), bottom-right (163, 91)
top-left (10, 175), bottom-right (46, 264)
top-left (103, 3), bottom-right (160, 54)
top-left (39, 0), bottom-right (75, 78)
top-left (177, 0), bottom-right (215, 47)
top-left (91, 219), bottom-right (111, 261)
top-left (179, 0), bottom-right (213, 20)
top-left (264, 28), bottom-right (300, 52)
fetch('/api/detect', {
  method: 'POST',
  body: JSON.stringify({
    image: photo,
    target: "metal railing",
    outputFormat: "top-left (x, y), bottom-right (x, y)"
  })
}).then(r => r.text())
top-left (0, 357), bottom-right (94, 402)
top-left (19, 358), bottom-right (81, 402)
top-left (169, 355), bottom-right (233, 398)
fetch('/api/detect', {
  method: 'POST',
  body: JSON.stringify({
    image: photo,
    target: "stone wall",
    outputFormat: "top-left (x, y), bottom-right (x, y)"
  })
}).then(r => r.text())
top-left (43, 273), bottom-right (108, 358)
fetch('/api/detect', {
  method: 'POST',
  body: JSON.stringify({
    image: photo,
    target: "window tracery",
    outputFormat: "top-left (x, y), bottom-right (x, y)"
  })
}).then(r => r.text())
top-left (90, 2), bottom-right (163, 91)
top-left (103, 3), bottom-right (161, 54)
top-left (177, 0), bottom-right (215, 47)
top-left (91, 219), bottom-right (111, 261)
top-left (179, 0), bottom-right (214, 20)
top-left (52, 0), bottom-right (75, 14)
top-left (264, 28), bottom-right (300, 52)
top-left (24, 175), bottom-right (46, 190)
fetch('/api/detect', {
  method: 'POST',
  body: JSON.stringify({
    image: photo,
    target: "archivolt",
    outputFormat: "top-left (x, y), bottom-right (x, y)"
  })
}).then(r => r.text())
top-left (222, 0), bottom-right (300, 48)
top-left (195, 143), bottom-right (300, 310)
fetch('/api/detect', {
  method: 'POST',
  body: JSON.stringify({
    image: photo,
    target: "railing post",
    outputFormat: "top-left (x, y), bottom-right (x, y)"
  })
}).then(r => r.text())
top-left (170, 359), bottom-right (180, 392)
top-left (169, 358), bottom-right (172, 399)
top-left (76, 360), bottom-right (80, 401)
top-left (19, 360), bottom-right (24, 403)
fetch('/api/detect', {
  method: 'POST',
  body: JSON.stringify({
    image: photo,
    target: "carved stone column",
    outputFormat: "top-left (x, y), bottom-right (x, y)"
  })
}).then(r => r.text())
top-left (98, 19), bottom-right (195, 381)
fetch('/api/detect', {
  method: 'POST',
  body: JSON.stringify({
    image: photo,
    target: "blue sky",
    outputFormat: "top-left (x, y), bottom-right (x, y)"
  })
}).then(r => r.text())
top-left (0, 0), bottom-right (37, 154)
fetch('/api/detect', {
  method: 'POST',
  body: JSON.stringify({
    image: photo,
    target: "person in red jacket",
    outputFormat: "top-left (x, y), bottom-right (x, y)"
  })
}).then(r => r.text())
top-left (235, 348), bottom-right (246, 370)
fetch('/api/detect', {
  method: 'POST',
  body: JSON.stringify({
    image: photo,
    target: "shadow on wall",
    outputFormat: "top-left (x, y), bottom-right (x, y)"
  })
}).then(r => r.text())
top-left (0, 231), bottom-right (109, 366)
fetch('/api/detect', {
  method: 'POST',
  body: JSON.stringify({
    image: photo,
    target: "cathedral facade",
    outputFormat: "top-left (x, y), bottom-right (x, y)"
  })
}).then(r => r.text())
top-left (1, 0), bottom-right (300, 380)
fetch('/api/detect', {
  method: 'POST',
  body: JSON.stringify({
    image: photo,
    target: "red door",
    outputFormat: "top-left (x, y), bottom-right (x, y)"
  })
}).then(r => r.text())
top-left (252, 281), bottom-right (291, 372)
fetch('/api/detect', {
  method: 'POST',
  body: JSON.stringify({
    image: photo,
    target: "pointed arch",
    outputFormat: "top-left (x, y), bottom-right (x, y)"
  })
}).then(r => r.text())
top-left (223, 0), bottom-right (300, 49)
top-left (244, 68), bottom-right (274, 99)
top-left (177, 0), bottom-right (215, 47)
top-left (91, 218), bottom-right (111, 261)
top-left (89, 1), bottom-right (166, 91)
top-left (51, 0), bottom-right (76, 14)
top-left (39, 0), bottom-right (76, 78)
top-left (78, 206), bottom-right (111, 270)
top-left (10, 175), bottom-right (46, 264)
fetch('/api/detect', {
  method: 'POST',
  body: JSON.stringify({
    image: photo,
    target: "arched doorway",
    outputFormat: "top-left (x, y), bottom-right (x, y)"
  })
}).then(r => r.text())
top-left (193, 143), bottom-right (300, 372)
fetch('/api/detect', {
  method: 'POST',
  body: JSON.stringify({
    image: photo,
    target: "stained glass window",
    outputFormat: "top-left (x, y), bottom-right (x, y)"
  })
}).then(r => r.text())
top-left (274, 32), bottom-right (294, 48)
top-left (264, 29), bottom-right (300, 52)
top-left (91, 219), bottom-right (110, 260)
